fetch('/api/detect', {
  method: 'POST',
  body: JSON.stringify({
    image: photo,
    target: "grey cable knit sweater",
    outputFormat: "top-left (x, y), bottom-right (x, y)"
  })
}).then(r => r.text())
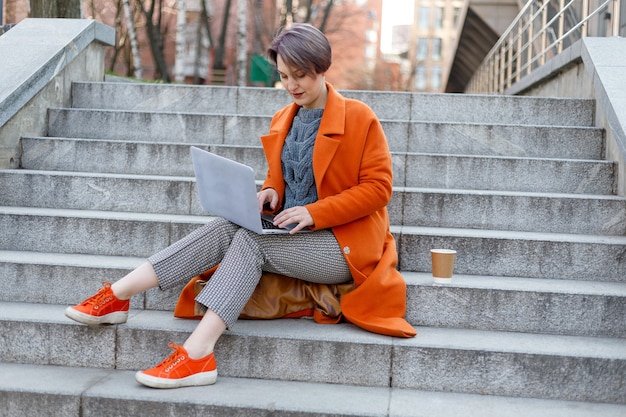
top-left (281, 107), bottom-right (324, 209)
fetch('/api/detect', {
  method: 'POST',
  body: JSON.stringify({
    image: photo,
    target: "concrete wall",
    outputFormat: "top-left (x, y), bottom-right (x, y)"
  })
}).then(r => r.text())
top-left (506, 37), bottom-right (626, 196)
top-left (469, 0), bottom-right (520, 35)
top-left (0, 18), bottom-right (114, 168)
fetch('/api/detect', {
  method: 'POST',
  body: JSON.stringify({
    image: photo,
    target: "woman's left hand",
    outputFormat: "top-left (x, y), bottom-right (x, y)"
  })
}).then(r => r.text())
top-left (273, 206), bottom-right (314, 234)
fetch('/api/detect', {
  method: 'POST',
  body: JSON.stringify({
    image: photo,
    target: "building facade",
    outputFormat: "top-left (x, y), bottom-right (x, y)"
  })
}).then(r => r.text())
top-left (406, 0), bottom-right (465, 92)
top-left (1, 0), bottom-right (386, 91)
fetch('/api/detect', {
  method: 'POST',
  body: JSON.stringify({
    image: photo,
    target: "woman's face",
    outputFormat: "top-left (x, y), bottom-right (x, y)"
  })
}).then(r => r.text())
top-left (276, 55), bottom-right (327, 109)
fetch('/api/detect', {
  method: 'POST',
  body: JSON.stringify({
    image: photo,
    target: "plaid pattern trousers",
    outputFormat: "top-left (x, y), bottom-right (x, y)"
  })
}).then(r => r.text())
top-left (148, 217), bottom-right (351, 327)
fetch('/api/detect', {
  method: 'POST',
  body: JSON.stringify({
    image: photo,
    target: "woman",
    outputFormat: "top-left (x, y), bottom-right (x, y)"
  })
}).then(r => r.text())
top-left (65, 23), bottom-right (416, 390)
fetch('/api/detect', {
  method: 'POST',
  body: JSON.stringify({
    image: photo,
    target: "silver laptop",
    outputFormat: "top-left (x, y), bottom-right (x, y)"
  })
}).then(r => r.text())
top-left (190, 146), bottom-right (307, 234)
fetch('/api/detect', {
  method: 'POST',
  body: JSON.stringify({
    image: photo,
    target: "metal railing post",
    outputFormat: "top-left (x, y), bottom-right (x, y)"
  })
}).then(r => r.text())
top-left (527, 2), bottom-right (534, 76)
top-left (465, 0), bottom-right (619, 93)
top-left (540, 2), bottom-right (548, 66)
top-left (581, 0), bottom-right (589, 37)
top-left (516, 21), bottom-right (523, 82)
top-left (499, 45), bottom-right (506, 93)
top-left (503, 41), bottom-right (513, 90)
top-left (558, 0), bottom-right (565, 53)
top-left (612, 0), bottom-right (622, 35)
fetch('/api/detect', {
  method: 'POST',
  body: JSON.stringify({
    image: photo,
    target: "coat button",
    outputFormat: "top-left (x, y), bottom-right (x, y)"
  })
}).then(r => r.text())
top-left (343, 246), bottom-right (350, 254)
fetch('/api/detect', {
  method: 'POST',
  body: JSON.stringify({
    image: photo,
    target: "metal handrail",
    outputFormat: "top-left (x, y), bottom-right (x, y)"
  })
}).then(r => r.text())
top-left (466, 0), bottom-right (622, 94)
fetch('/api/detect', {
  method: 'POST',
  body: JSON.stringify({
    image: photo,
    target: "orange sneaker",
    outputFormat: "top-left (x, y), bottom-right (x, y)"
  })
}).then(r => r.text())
top-left (135, 342), bottom-right (218, 389)
top-left (64, 282), bottom-right (130, 325)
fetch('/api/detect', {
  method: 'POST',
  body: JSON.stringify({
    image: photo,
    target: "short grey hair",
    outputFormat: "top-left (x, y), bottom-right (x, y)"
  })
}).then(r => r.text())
top-left (268, 23), bottom-right (332, 77)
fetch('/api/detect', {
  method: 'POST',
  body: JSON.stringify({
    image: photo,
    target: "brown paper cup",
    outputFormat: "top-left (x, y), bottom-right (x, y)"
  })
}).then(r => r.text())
top-left (431, 249), bottom-right (456, 284)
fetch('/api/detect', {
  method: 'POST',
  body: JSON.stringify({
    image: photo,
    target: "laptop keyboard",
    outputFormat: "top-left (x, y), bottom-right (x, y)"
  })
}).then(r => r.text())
top-left (261, 217), bottom-right (282, 230)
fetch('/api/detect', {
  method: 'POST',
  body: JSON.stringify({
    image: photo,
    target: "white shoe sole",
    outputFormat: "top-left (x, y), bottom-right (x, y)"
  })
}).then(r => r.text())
top-left (135, 369), bottom-right (218, 389)
top-left (64, 306), bottom-right (128, 325)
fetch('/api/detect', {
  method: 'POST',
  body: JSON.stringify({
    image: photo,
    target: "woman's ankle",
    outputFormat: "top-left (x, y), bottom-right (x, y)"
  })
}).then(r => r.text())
top-left (183, 341), bottom-right (213, 360)
top-left (110, 283), bottom-right (131, 301)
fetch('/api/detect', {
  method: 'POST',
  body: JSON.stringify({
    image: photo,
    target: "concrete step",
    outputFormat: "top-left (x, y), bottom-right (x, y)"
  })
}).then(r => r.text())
top-left (3, 170), bottom-right (625, 235)
top-left (401, 153), bottom-right (616, 194)
top-left (20, 137), bottom-right (267, 178)
top-left (401, 122), bottom-right (603, 159)
top-left (398, 226), bottom-right (626, 281)
top-left (0, 170), bottom-right (198, 215)
top-left (1, 302), bottom-right (625, 403)
top-left (2, 208), bottom-right (625, 281)
top-left (47, 108), bottom-right (269, 147)
top-left (70, 81), bottom-right (596, 127)
top-left (0, 206), bottom-right (211, 258)
top-left (1, 250), bottom-right (624, 337)
top-left (20, 138), bottom-right (616, 194)
top-left (45, 108), bottom-right (602, 158)
top-left (398, 188), bottom-right (626, 234)
top-left (4, 362), bottom-right (625, 417)
top-left (403, 272), bottom-right (626, 337)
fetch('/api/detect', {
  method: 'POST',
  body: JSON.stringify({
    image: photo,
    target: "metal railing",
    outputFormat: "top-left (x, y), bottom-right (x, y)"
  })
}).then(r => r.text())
top-left (466, 0), bottom-right (623, 94)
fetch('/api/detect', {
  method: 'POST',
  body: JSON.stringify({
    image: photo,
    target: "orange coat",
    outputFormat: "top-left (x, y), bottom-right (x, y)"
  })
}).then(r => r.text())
top-left (260, 83), bottom-right (416, 338)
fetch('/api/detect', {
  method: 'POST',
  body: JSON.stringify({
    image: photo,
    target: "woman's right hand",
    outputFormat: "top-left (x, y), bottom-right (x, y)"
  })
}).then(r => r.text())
top-left (257, 188), bottom-right (279, 212)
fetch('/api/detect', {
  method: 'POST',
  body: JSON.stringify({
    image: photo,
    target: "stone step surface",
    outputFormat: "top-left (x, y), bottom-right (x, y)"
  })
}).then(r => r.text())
top-left (19, 138), bottom-right (616, 194)
top-left (4, 362), bottom-right (625, 417)
top-left (1, 80), bottom-right (622, 414)
top-left (2, 169), bottom-right (625, 235)
top-left (403, 272), bottom-right (626, 337)
top-left (399, 226), bottom-right (626, 281)
top-left (20, 137), bottom-right (268, 178)
top-left (70, 81), bottom-right (596, 127)
top-left (401, 123), bottom-right (604, 159)
top-left (45, 108), bottom-right (602, 157)
top-left (401, 153), bottom-right (615, 194)
top-left (1, 250), bottom-right (624, 337)
top-left (2, 207), bottom-right (626, 280)
top-left (1, 302), bottom-right (625, 403)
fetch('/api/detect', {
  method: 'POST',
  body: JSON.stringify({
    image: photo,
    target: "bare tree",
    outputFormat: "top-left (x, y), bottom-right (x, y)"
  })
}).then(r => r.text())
top-left (250, 0), bottom-right (279, 55)
top-left (30, 0), bottom-right (81, 18)
top-left (214, 0), bottom-right (232, 72)
top-left (174, 0), bottom-right (186, 83)
top-left (200, 0), bottom-right (216, 50)
top-left (278, 0), bottom-right (294, 28)
top-left (275, 0), bottom-right (336, 32)
top-left (135, 0), bottom-right (171, 82)
top-left (107, 0), bottom-right (125, 74)
top-left (123, 0), bottom-right (143, 79)
top-left (236, 0), bottom-right (247, 86)
top-left (317, 0), bottom-right (333, 33)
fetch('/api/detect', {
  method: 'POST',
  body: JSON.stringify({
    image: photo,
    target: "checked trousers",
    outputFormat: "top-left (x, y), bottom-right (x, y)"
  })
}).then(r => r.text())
top-left (148, 217), bottom-right (352, 327)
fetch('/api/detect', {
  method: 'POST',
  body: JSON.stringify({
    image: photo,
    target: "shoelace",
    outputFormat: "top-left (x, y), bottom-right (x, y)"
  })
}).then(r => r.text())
top-left (79, 281), bottom-right (113, 307)
top-left (155, 342), bottom-right (185, 372)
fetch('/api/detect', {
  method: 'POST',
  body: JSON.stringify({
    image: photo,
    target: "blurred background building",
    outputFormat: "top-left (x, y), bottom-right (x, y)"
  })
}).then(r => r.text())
top-left (2, 0), bottom-right (623, 92)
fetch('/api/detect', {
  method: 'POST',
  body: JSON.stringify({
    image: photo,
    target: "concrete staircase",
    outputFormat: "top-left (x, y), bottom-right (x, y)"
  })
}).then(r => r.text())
top-left (1, 81), bottom-right (625, 416)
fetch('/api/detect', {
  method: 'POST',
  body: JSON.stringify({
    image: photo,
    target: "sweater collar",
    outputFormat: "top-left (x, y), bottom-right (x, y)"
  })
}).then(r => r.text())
top-left (283, 82), bottom-right (345, 137)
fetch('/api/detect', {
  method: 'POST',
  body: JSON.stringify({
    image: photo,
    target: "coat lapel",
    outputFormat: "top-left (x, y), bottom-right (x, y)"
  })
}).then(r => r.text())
top-left (312, 83), bottom-right (346, 187)
top-left (261, 83), bottom-right (347, 194)
top-left (260, 103), bottom-right (299, 186)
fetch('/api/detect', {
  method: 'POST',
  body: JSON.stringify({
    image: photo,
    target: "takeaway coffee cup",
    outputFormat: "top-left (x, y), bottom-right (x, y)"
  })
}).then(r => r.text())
top-left (431, 249), bottom-right (456, 284)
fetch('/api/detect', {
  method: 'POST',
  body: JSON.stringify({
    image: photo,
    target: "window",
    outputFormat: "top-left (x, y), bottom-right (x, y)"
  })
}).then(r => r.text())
top-left (417, 38), bottom-right (428, 61)
top-left (434, 7), bottom-right (444, 30)
top-left (432, 38), bottom-right (442, 61)
top-left (431, 66), bottom-right (442, 90)
top-left (419, 7), bottom-right (430, 30)
top-left (453, 7), bottom-right (462, 28)
top-left (415, 66), bottom-right (427, 90)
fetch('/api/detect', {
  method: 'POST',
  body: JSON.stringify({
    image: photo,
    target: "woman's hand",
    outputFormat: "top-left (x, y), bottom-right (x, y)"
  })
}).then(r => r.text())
top-left (257, 188), bottom-right (279, 212)
top-left (273, 206), bottom-right (314, 234)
